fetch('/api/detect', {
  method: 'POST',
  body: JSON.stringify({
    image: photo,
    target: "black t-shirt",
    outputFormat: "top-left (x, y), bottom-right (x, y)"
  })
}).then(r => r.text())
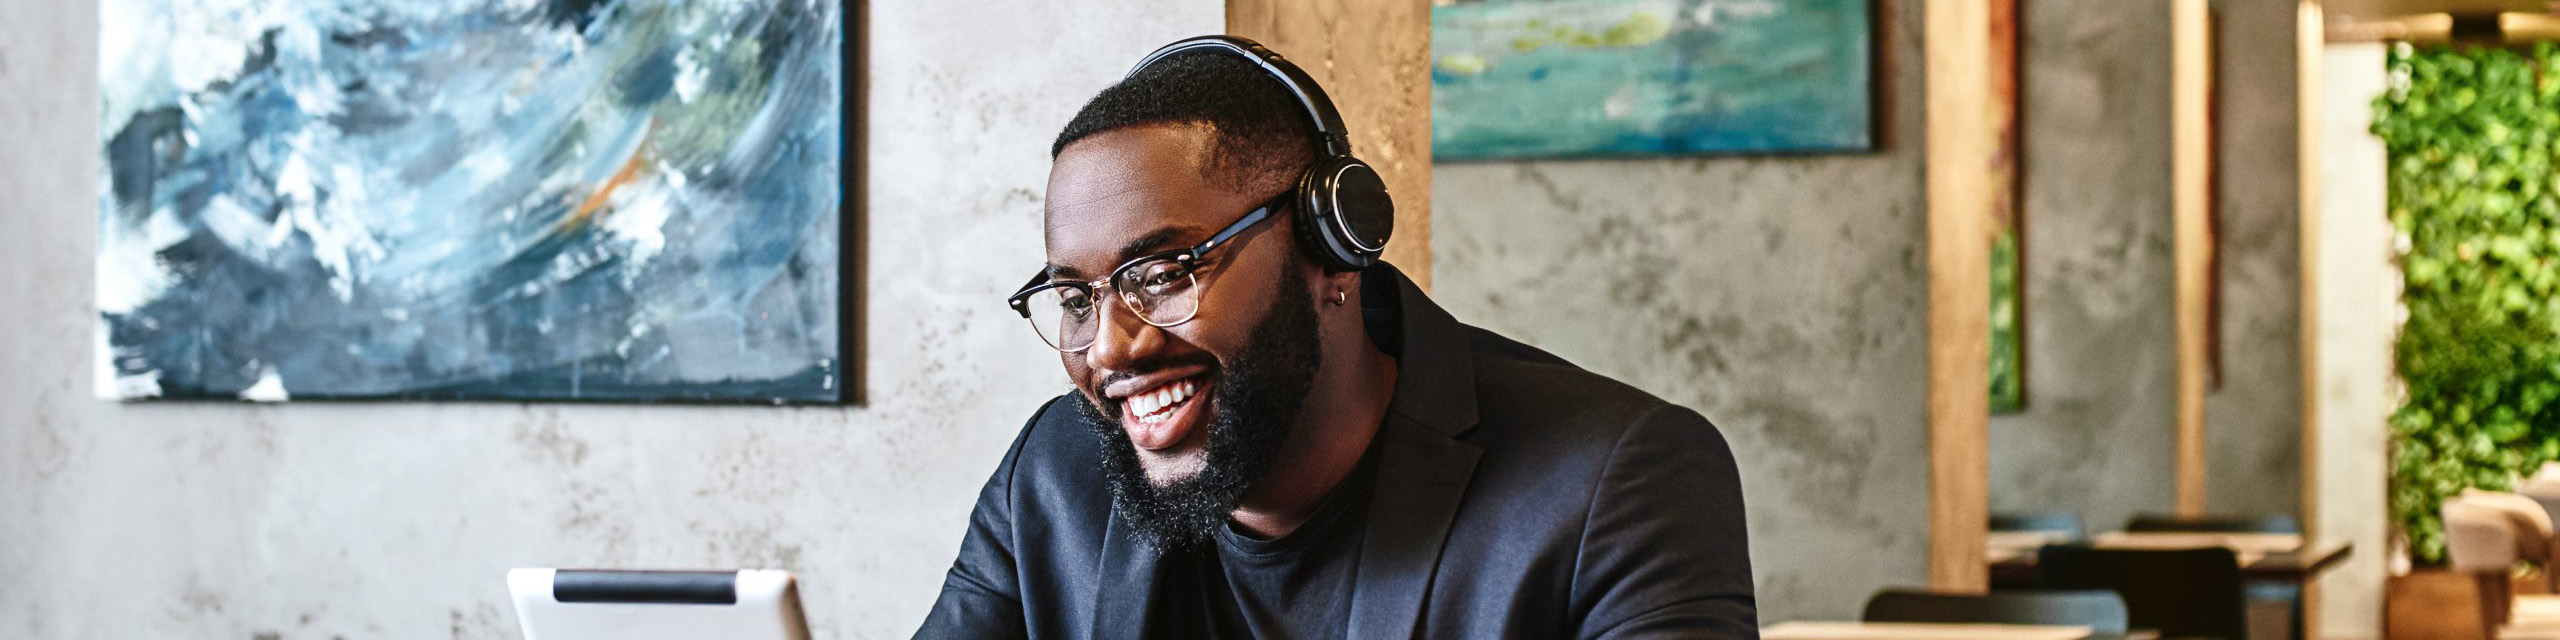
top-left (1156, 449), bottom-right (1379, 640)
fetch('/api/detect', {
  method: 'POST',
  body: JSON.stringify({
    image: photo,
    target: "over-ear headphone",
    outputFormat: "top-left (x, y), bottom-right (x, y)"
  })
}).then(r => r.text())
top-left (1126, 36), bottom-right (1395, 273)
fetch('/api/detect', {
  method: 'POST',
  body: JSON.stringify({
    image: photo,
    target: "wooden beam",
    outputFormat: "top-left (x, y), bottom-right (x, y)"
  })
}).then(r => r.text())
top-left (2173, 0), bottom-right (2214, 517)
top-left (1227, 0), bottom-right (1433, 290)
top-left (1927, 0), bottom-right (1995, 593)
top-left (2296, 2), bottom-right (2325, 638)
top-left (2327, 12), bottom-right (2560, 42)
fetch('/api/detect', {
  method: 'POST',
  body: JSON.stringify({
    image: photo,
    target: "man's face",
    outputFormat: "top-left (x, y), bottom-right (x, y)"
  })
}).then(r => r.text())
top-left (1044, 124), bottom-right (1325, 548)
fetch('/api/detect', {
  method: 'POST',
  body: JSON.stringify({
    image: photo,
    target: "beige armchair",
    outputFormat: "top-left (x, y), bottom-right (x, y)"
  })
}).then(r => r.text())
top-left (2460, 488), bottom-right (2557, 587)
top-left (2518, 474), bottom-right (2560, 537)
top-left (2445, 498), bottom-right (2524, 627)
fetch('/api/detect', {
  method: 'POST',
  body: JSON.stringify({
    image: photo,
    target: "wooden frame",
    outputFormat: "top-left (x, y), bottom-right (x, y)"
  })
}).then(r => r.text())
top-left (2173, 0), bottom-right (2215, 516)
top-left (1927, 0), bottom-right (1996, 592)
top-left (2295, 1), bottom-right (2325, 636)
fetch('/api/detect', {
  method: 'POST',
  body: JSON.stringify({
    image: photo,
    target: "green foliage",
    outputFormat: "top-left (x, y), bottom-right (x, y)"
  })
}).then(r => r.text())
top-left (1991, 230), bottom-right (2023, 413)
top-left (2373, 42), bottom-right (2560, 565)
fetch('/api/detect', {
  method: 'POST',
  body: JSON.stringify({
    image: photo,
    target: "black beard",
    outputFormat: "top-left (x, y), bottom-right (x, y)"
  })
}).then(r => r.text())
top-left (1070, 266), bottom-right (1325, 553)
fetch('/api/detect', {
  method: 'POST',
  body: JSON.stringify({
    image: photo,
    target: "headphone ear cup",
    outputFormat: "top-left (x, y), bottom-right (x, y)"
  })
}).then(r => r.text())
top-left (1294, 156), bottom-right (1395, 272)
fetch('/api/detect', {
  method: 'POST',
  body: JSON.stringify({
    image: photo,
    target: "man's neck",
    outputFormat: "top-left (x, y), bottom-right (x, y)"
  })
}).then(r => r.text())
top-left (1228, 342), bottom-right (1399, 539)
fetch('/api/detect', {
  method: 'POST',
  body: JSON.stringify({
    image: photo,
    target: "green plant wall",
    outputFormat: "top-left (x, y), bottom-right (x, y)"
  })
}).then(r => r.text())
top-left (2374, 42), bottom-right (2560, 565)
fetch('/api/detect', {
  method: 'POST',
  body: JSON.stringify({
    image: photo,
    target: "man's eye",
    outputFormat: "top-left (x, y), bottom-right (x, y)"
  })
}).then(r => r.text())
top-left (1060, 294), bottom-right (1095, 315)
top-left (1143, 266), bottom-right (1191, 290)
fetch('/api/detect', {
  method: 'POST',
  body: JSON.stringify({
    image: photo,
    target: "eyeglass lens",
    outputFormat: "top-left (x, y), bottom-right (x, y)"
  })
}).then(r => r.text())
top-left (1020, 258), bottom-right (1203, 351)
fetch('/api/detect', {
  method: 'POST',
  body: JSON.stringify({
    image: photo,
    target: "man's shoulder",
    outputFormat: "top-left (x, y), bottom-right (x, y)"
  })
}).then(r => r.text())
top-left (1460, 324), bottom-right (1696, 437)
top-left (1009, 394), bottom-right (1106, 478)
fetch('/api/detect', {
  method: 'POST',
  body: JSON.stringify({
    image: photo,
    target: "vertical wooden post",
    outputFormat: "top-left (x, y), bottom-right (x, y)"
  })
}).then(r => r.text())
top-left (1227, 0), bottom-right (1434, 290)
top-left (1927, 0), bottom-right (1995, 593)
top-left (2294, 1), bottom-right (2325, 637)
top-left (2172, 0), bottom-right (2214, 517)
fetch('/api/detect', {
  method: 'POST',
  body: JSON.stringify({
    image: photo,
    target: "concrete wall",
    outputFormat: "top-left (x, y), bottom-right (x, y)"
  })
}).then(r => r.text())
top-left (1432, 0), bottom-right (1932, 621)
top-left (1432, 0), bottom-right (2308, 621)
top-left (2202, 0), bottom-right (2310, 523)
top-left (1986, 0), bottom-right (2307, 532)
top-left (0, 1), bottom-right (1220, 638)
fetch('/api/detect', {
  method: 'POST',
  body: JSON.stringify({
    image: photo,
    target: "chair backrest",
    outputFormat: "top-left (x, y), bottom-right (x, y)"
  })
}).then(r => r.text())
top-left (2518, 478), bottom-right (2560, 528)
top-left (2036, 546), bottom-right (2247, 640)
top-left (1992, 512), bottom-right (2088, 540)
top-left (1862, 588), bottom-right (2130, 632)
top-left (2444, 498), bottom-right (2526, 572)
top-left (2123, 512), bottom-right (2301, 534)
top-left (2460, 489), bottom-right (2555, 542)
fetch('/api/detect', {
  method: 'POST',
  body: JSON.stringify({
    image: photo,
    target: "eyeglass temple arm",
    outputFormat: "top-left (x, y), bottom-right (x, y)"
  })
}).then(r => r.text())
top-left (1195, 197), bottom-right (1285, 256)
top-left (1007, 271), bottom-right (1051, 316)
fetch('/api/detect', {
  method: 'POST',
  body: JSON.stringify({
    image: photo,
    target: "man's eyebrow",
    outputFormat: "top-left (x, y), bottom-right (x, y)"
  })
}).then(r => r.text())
top-left (1115, 228), bottom-right (1190, 263)
top-left (1044, 227), bottom-right (1198, 281)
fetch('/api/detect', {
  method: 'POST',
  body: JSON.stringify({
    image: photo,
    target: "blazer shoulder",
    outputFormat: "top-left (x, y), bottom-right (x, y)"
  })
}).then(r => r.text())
top-left (1011, 393), bottom-right (1104, 484)
top-left (1464, 325), bottom-right (1686, 432)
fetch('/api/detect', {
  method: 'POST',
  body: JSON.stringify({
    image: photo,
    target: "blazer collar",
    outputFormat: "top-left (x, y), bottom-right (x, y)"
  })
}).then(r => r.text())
top-left (1345, 263), bottom-right (1484, 639)
top-left (1367, 263), bottom-right (1481, 438)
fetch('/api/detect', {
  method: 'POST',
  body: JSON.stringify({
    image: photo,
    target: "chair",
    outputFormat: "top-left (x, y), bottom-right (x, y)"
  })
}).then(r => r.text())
top-left (2445, 498), bottom-right (2524, 627)
top-left (1861, 588), bottom-right (2129, 632)
top-left (1993, 512), bottom-right (2088, 540)
top-left (1989, 512), bottom-right (2090, 589)
top-left (2457, 489), bottom-right (2558, 592)
top-left (2517, 475), bottom-right (2560, 529)
top-left (2121, 512), bottom-right (2304, 640)
top-left (2037, 545), bottom-right (2247, 640)
top-left (2462, 489), bottom-right (2556, 551)
top-left (2124, 512), bottom-right (2301, 534)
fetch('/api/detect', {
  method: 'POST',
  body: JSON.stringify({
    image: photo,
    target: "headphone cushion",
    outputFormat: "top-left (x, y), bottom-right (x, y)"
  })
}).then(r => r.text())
top-left (1294, 156), bottom-right (1395, 272)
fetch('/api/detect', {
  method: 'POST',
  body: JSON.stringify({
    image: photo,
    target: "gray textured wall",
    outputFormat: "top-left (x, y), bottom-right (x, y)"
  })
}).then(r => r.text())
top-left (0, 1), bottom-right (1219, 638)
top-left (2200, 0), bottom-right (2306, 521)
top-left (1431, 0), bottom-right (1931, 620)
top-left (1432, 0), bottom-right (2304, 621)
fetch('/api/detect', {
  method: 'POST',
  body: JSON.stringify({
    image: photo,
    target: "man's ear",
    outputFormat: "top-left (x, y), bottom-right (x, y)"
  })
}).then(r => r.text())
top-left (1321, 268), bottom-right (1361, 308)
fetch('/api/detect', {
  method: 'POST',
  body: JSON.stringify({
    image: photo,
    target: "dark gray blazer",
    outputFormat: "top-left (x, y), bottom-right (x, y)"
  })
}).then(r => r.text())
top-left (917, 265), bottom-right (1756, 639)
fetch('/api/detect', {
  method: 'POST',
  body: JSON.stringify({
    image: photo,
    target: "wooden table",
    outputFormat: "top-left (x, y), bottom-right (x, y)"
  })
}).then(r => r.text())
top-left (1988, 532), bottom-right (2354, 585)
top-left (1763, 621), bottom-right (2151, 640)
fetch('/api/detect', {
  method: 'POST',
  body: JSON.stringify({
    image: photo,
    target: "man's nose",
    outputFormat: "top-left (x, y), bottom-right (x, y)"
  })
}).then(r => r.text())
top-left (1084, 294), bottom-right (1162, 374)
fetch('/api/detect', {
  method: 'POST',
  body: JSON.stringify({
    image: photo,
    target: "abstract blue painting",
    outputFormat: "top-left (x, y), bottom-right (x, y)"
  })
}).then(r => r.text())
top-left (95, 0), bottom-right (848, 403)
top-left (1432, 0), bottom-right (1872, 159)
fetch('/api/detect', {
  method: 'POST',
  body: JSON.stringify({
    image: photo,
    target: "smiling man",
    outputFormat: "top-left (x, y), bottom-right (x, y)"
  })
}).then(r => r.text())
top-left (915, 37), bottom-right (1756, 640)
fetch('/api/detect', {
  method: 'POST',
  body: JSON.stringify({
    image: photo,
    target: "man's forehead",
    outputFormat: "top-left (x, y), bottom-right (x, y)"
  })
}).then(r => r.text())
top-left (1041, 126), bottom-right (1236, 276)
top-left (1044, 125), bottom-right (1217, 212)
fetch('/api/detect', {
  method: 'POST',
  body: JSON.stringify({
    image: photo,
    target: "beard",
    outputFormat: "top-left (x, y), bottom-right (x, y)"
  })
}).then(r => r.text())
top-left (1068, 265), bottom-right (1325, 552)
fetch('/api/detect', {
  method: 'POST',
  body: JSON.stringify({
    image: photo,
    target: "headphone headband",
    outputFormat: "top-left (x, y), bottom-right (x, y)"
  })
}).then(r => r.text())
top-left (1121, 35), bottom-right (1393, 273)
top-left (1126, 36), bottom-right (1354, 158)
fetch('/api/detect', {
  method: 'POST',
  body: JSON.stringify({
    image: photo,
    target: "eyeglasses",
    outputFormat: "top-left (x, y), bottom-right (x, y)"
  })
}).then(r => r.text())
top-left (1009, 194), bottom-right (1288, 353)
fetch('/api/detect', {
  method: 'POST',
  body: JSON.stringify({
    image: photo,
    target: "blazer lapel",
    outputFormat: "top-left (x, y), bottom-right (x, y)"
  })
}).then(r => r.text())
top-left (1088, 514), bottom-right (1165, 640)
top-left (1345, 417), bottom-right (1482, 640)
top-left (1346, 263), bottom-right (1487, 640)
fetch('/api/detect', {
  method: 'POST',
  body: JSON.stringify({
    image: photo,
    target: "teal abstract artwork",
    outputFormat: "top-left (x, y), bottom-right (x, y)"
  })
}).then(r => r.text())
top-left (1432, 0), bottom-right (1873, 159)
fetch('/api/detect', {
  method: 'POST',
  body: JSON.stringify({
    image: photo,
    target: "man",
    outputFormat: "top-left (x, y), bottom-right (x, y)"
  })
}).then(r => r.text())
top-left (917, 37), bottom-right (1755, 639)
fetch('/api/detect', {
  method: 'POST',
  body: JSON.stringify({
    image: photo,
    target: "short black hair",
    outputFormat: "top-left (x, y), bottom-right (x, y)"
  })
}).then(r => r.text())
top-left (1051, 49), bottom-right (1318, 196)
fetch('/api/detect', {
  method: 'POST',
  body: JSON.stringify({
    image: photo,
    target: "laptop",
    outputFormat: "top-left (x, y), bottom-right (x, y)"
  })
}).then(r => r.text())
top-left (508, 568), bottom-right (811, 640)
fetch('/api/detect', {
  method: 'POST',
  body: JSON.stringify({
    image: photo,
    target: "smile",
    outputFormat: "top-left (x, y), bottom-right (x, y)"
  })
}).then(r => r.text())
top-left (1120, 375), bottom-right (1207, 451)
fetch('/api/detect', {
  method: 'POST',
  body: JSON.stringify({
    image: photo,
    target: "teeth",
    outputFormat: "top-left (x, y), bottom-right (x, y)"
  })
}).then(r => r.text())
top-left (1128, 378), bottom-right (1199, 419)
